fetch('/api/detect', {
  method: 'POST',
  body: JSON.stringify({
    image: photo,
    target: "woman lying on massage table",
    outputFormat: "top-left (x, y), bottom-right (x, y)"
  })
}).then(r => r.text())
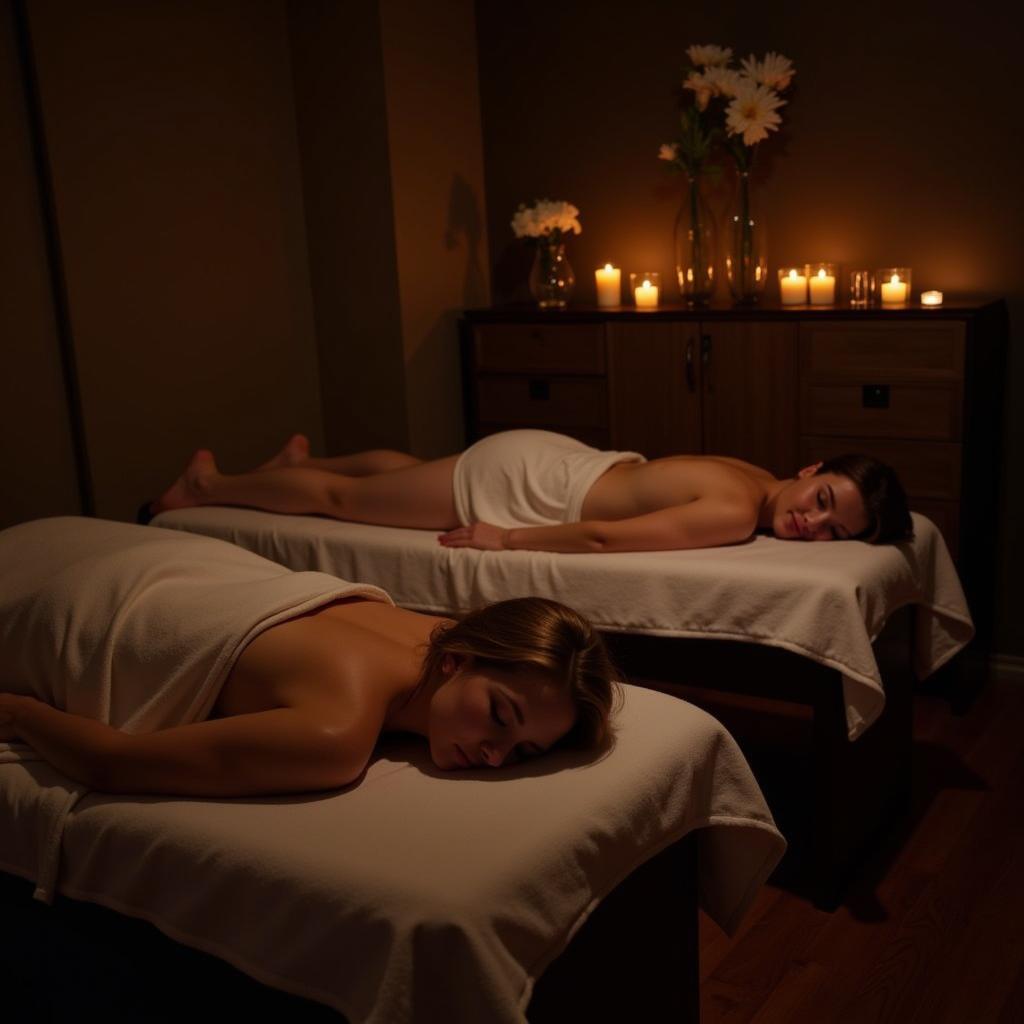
top-left (150, 427), bottom-right (913, 553)
top-left (0, 522), bottom-right (615, 799)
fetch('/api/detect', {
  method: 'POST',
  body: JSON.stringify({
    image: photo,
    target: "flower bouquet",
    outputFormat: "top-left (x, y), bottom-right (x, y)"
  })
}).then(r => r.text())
top-left (659, 45), bottom-right (795, 303)
top-left (511, 199), bottom-right (581, 308)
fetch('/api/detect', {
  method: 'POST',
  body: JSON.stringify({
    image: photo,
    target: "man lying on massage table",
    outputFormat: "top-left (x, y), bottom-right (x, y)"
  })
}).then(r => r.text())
top-left (148, 428), bottom-right (913, 553)
top-left (0, 518), bottom-right (615, 798)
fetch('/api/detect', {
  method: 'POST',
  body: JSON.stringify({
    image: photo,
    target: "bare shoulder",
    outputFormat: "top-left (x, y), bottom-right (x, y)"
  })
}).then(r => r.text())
top-left (216, 601), bottom-right (422, 720)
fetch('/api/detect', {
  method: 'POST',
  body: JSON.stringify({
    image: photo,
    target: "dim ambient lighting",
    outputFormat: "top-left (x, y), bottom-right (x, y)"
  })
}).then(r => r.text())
top-left (921, 290), bottom-right (943, 307)
top-left (595, 264), bottom-right (621, 307)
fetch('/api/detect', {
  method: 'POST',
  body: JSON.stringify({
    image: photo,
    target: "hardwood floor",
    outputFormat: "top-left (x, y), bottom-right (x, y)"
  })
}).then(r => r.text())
top-left (698, 676), bottom-right (1024, 1023)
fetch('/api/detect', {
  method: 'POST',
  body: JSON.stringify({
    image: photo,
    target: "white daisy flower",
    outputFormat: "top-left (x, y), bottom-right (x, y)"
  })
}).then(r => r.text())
top-left (682, 70), bottom-right (713, 110)
top-left (658, 143), bottom-right (679, 162)
top-left (704, 66), bottom-right (743, 99)
top-left (740, 51), bottom-right (795, 91)
top-left (686, 43), bottom-right (733, 67)
top-left (726, 83), bottom-right (787, 145)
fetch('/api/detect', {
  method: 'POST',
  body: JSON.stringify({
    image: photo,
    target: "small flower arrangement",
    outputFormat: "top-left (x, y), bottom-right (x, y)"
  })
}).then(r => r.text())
top-left (510, 199), bottom-right (582, 242)
top-left (658, 44), bottom-right (796, 175)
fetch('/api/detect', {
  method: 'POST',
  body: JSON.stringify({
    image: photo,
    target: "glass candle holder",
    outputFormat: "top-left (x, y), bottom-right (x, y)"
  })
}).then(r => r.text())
top-left (877, 267), bottom-right (912, 305)
top-left (921, 290), bottom-right (943, 307)
top-left (778, 267), bottom-right (807, 305)
top-left (595, 264), bottom-right (621, 307)
top-left (849, 269), bottom-right (874, 307)
top-left (630, 272), bottom-right (660, 309)
top-left (807, 262), bottom-right (837, 305)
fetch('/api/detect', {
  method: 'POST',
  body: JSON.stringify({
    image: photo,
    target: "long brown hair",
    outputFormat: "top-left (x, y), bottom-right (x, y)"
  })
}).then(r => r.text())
top-left (417, 596), bottom-right (621, 750)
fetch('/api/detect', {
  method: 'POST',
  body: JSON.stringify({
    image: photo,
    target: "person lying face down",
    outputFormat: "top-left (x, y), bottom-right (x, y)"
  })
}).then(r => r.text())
top-left (150, 428), bottom-right (913, 555)
top-left (0, 586), bottom-right (618, 799)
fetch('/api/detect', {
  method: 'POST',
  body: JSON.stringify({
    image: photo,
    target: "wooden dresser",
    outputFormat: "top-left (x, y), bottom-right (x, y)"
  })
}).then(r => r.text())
top-left (459, 301), bottom-right (1007, 651)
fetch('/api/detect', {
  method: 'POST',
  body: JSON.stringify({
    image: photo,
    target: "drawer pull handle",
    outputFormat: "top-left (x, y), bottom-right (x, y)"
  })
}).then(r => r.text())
top-left (862, 384), bottom-right (890, 409)
top-left (528, 379), bottom-right (550, 401)
top-left (685, 339), bottom-right (696, 392)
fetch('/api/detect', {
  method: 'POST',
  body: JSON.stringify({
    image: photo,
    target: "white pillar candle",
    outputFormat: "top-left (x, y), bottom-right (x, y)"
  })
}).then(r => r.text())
top-left (634, 278), bottom-right (659, 308)
top-left (808, 267), bottom-right (836, 305)
top-left (880, 274), bottom-right (908, 304)
top-left (595, 264), bottom-right (621, 307)
top-left (779, 269), bottom-right (807, 305)
top-left (921, 290), bottom-right (943, 307)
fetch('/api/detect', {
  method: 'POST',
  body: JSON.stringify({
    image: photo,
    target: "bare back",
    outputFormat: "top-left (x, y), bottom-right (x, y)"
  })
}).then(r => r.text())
top-left (581, 454), bottom-right (776, 522)
top-left (213, 599), bottom-right (450, 720)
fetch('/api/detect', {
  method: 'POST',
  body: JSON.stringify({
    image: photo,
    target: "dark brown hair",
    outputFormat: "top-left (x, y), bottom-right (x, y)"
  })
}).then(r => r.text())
top-left (417, 596), bottom-right (621, 751)
top-left (816, 454), bottom-right (914, 543)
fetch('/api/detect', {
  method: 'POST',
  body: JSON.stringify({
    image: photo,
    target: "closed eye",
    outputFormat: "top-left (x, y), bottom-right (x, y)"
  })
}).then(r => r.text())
top-left (490, 699), bottom-right (506, 728)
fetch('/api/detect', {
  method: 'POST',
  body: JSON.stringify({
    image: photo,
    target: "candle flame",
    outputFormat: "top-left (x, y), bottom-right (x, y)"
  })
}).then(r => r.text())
top-left (604, 263), bottom-right (613, 272)
top-left (788, 269), bottom-right (798, 279)
top-left (642, 279), bottom-right (651, 288)
top-left (890, 274), bottom-right (900, 285)
top-left (817, 268), bottom-right (826, 278)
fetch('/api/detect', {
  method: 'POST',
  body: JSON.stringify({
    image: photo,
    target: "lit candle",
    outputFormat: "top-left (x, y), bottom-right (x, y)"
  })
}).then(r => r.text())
top-left (808, 267), bottom-right (836, 305)
top-left (880, 273), bottom-right (908, 304)
top-left (634, 278), bottom-right (659, 308)
top-left (595, 264), bottom-right (621, 307)
top-left (779, 268), bottom-right (807, 305)
top-left (921, 290), bottom-right (943, 307)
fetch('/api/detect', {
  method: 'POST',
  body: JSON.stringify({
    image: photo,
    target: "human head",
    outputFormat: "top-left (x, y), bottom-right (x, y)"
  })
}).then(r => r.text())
top-left (769, 453), bottom-right (912, 543)
top-left (815, 454), bottom-right (913, 543)
top-left (418, 596), bottom-right (620, 770)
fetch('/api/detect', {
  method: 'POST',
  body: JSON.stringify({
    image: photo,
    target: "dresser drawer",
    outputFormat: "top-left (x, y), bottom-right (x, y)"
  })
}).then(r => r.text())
top-left (802, 383), bottom-right (961, 440)
top-left (473, 323), bottom-right (606, 374)
top-left (474, 374), bottom-right (609, 429)
top-left (800, 437), bottom-right (962, 500)
top-left (800, 321), bottom-right (966, 381)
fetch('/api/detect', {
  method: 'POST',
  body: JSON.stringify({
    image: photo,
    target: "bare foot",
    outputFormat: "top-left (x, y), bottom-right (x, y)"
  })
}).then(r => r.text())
top-left (151, 449), bottom-right (218, 514)
top-left (256, 433), bottom-right (310, 471)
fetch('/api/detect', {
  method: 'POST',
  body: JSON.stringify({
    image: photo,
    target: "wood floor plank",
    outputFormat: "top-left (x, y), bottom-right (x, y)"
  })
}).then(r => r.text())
top-left (698, 678), bottom-right (1024, 1022)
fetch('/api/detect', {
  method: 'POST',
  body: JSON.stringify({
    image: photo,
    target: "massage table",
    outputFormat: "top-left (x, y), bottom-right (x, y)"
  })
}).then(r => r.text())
top-left (153, 507), bottom-right (973, 907)
top-left (0, 517), bottom-right (784, 1022)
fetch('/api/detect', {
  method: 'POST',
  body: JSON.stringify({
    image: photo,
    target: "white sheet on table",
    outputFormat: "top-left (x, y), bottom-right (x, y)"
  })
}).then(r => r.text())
top-left (155, 508), bottom-right (974, 740)
top-left (0, 685), bottom-right (784, 1024)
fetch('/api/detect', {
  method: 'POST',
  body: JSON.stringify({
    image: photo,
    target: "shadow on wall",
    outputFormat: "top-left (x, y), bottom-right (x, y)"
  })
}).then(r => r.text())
top-left (445, 173), bottom-right (488, 310)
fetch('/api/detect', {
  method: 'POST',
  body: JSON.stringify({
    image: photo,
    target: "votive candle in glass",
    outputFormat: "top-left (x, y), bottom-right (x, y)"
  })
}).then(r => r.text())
top-left (595, 264), bottom-right (621, 307)
top-left (778, 267), bottom-right (807, 305)
top-left (807, 263), bottom-right (837, 305)
top-left (921, 290), bottom-right (943, 307)
top-left (630, 272), bottom-right (660, 309)
top-left (878, 267), bottom-right (912, 305)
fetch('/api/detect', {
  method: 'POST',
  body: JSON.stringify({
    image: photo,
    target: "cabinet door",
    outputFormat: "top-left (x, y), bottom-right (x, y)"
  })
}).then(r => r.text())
top-left (701, 321), bottom-right (799, 478)
top-left (607, 321), bottom-right (702, 458)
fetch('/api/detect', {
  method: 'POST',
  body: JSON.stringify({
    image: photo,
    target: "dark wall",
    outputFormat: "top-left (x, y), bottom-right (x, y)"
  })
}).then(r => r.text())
top-left (288, 0), bottom-right (410, 456)
top-left (12, 0), bottom-right (324, 521)
top-left (476, 1), bottom-right (1024, 656)
top-left (0, 2), bottom-right (81, 528)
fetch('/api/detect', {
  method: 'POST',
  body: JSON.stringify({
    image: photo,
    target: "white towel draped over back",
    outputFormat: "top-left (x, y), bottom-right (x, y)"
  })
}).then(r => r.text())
top-left (0, 516), bottom-right (392, 898)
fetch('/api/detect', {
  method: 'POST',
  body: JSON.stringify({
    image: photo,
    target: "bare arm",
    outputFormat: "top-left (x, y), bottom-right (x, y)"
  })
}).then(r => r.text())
top-left (439, 499), bottom-right (758, 553)
top-left (0, 693), bottom-right (375, 797)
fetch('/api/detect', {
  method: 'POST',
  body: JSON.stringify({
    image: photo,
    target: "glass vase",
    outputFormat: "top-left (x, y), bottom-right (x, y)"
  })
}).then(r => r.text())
top-left (528, 237), bottom-right (575, 309)
top-left (673, 174), bottom-right (715, 305)
top-left (725, 171), bottom-right (767, 305)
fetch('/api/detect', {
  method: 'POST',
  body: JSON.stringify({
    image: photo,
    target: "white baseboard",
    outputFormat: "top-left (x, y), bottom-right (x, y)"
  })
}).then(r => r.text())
top-left (990, 654), bottom-right (1024, 683)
